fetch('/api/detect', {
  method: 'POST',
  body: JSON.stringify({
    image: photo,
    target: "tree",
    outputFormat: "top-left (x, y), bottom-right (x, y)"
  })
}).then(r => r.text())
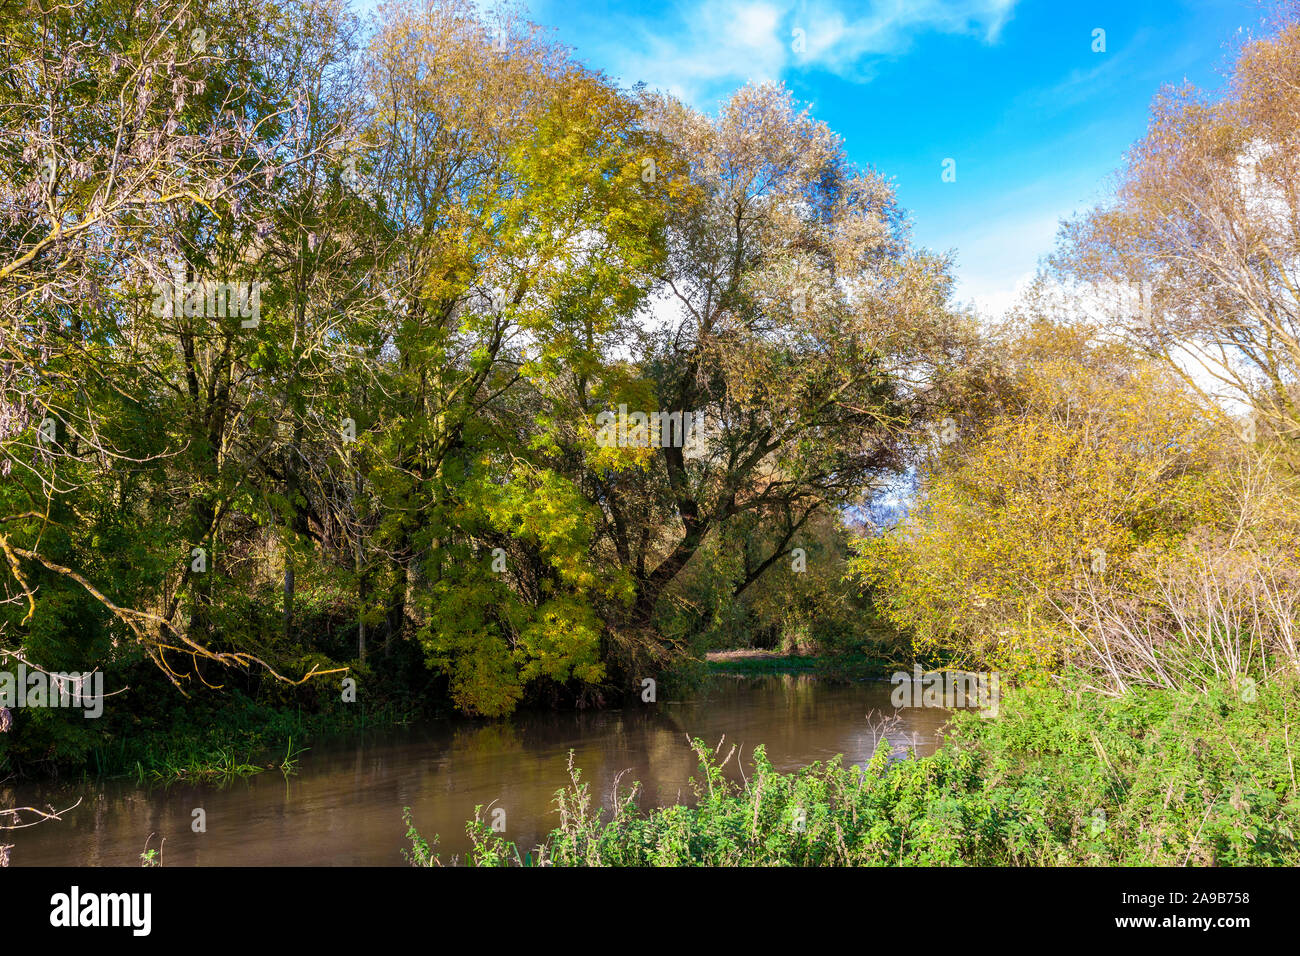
top-left (0, 0), bottom-right (347, 685)
top-left (545, 82), bottom-right (965, 673)
top-left (1054, 9), bottom-right (1300, 469)
top-left (345, 0), bottom-right (667, 712)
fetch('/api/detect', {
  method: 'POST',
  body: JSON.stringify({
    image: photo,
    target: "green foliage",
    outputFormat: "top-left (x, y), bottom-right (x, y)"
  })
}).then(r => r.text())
top-left (663, 511), bottom-right (900, 661)
top-left (400, 807), bottom-right (440, 868)
top-left (78, 685), bottom-right (414, 782)
top-left (415, 465), bottom-right (623, 715)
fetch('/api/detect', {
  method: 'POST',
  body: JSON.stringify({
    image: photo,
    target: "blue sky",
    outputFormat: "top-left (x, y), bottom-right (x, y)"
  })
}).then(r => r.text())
top-left (505, 0), bottom-right (1266, 313)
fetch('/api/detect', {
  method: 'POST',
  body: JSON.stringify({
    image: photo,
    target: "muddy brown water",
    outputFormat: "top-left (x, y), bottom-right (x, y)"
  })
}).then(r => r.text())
top-left (3, 675), bottom-right (952, 866)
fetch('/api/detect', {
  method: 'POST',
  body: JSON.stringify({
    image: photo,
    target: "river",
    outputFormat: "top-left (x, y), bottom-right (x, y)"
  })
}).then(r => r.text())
top-left (3, 674), bottom-right (951, 866)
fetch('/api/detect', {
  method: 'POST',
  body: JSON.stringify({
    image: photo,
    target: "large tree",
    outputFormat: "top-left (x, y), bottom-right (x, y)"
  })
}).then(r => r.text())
top-left (1054, 11), bottom-right (1300, 467)
top-left (0, 0), bottom-right (349, 684)
top-left (541, 83), bottom-right (964, 670)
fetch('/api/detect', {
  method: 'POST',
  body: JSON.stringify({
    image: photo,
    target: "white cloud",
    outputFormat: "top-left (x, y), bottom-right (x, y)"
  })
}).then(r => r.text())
top-left (578, 0), bottom-right (1019, 108)
top-left (606, 0), bottom-right (787, 106)
top-left (792, 0), bottom-right (1017, 80)
top-left (937, 208), bottom-right (1067, 318)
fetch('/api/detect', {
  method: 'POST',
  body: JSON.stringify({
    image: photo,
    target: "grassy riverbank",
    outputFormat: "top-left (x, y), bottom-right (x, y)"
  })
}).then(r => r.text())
top-left (88, 695), bottom-right (419, 783)
top-left (1, 647), bottom-right (438, 783)
top-left (406, 675), bottom-right (1300, 866)
top-left (70, 692), bottom-right (419, 784)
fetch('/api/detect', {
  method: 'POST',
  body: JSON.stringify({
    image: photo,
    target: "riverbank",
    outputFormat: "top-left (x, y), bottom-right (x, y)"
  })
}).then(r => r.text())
top-left (703, 650), bottom-right (902, 679)
top-left (408, 675), bottom-right (1300, 866)
top-left (87, 695), bottom-right (420, 783)
top-left (1, 645), bottom-right (439, 783)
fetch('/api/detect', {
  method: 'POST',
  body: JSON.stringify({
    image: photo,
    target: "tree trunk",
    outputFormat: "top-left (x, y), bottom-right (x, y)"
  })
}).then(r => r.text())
top-left (356, 543), bottom-right (367, 664)
top-left (282, 552), bottom-right (294, 642)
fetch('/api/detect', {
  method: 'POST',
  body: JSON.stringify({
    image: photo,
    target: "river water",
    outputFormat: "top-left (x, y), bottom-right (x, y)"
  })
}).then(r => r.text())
top-left (3, 674), bottom-right (951, 866)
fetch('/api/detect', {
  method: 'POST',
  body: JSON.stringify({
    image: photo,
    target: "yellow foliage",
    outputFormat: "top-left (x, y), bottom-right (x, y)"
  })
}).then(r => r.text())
top-left (850, 322), bottom-right (1237, 673)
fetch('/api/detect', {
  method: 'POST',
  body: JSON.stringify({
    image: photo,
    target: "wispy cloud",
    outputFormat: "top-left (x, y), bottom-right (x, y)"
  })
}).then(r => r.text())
top-left (611, 0), bottom-right (789, 105)
top-left (557, 0), bottom-right (1020, 108)
top-left (792, 0), bottom-right (1017, 80)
